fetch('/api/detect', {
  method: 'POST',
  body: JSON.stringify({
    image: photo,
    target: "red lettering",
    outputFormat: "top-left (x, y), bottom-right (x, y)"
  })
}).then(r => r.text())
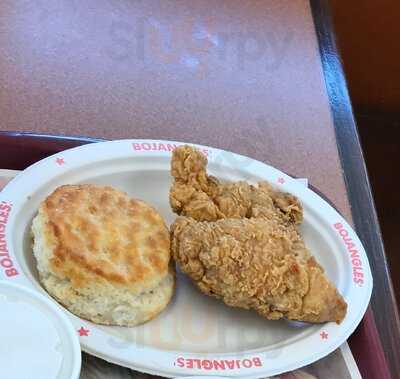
top-left (5, 268), bottom-right (18, 277)
top-left (352, 258), bottom-right (362, 267)
top-left (342, 236), bottom-right (352, 243)
top-left (158, 143), bottom-right (167, 151)
top-left (132, 143), bottom-right (142, 151)
top-left (173, 357), bottom-right (264, 371)
top-left (167, 144), bottom-right (177, 152)
top-left (224, 360), bottom-right (235, 369)
top-left (1, 258), bottom-right (12, 268)
top-left (334, 222), bottom-right (343, 229)
top-left (345, 241), bottom-right (355, 250)
top-left (0, 203), bottom-right (11, 212)
top-left (186, 359), bottom-right (194, 369)
top-left (353, 266), bottom-right (363, 274)
top-left (192, 359), bottom-right (201, 369)
top-left (142, 143), bottom-right (151, 151)
top-left (242, 359), bottom-right (252, 368)
top-left (339, 229), bottom-right (349, 238)
top-left (213, 360), bottom-right (225, 370)
top-left (0, 203), bottom-right (12, 277)
top-left (354, 271), bottom-right (364, 278)
top-left (350, 249), bottom-right (359, 259)
top-left (354, 277), bottom-right (364, 285)
top-left (202, 360), bottom-right (212, 370)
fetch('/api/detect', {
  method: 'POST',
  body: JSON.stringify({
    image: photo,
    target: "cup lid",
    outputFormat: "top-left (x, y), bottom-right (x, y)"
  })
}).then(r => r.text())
top-left (0, 280), bottom-right (81, 379)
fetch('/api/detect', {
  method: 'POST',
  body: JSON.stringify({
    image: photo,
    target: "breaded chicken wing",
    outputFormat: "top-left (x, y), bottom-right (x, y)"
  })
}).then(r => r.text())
top-left (171, 217), bottom-right (347, 324)
top-left (170, 145), bottom-right (302, 224)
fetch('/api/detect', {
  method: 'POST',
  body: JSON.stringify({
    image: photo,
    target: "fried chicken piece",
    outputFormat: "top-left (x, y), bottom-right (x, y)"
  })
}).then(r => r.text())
top-left (170, 145), bottom-right (302, 224)
top-left (171, 217), bottom-right (347, 324)
top-left (170, 146), bottom-right (347, 324)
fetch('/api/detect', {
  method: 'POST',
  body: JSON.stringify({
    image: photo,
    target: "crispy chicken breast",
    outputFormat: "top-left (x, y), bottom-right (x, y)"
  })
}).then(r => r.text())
top-left (170, 146), bottom-right (347, 324)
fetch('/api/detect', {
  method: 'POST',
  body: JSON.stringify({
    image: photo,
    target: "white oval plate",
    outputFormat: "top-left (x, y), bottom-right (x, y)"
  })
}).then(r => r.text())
top-left (0, 139), bottom-right (372, 378)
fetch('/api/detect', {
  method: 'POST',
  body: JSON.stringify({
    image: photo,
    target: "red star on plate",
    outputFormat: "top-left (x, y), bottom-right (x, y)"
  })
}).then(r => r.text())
top-left (78, 327), bottom-right (90, 337)
top-left (277, 177), bottom-right (285, 184)
top-left (320, 331), bottom-right (329, 340)
top-left (55, 157), bottom-right (65, 166)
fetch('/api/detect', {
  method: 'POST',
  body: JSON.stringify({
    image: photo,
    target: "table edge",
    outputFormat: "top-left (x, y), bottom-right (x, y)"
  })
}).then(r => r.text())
top-left (310, 0), bottom-right (400, 377)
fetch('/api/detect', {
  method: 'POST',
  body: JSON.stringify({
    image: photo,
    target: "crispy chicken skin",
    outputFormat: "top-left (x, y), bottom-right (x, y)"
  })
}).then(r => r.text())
top-left (170, 145), bottom-right (303, 224)
top-left (170, 145), bottom-right (347, 324)
top-left (171, 217), bottom-right (347, 324)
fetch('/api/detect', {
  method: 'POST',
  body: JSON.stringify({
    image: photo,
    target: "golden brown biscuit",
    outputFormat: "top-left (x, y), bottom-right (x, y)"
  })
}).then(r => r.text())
top-left (32, 184), bottom-right (174, 326)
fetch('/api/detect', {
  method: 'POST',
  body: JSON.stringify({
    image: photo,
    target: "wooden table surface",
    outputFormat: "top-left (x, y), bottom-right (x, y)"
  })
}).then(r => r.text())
top-left (0, 0), bottom-right (398, 378)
